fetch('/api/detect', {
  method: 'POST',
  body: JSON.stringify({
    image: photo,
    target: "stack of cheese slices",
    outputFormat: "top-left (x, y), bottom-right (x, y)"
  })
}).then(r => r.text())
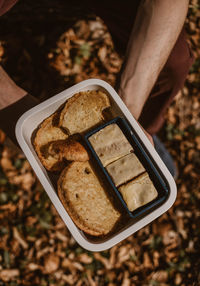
top-left (89, 124), bottom-right (158, 212)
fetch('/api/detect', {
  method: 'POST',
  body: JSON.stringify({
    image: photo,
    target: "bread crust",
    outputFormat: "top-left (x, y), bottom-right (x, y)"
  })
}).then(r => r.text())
top-left (59, 90), bottom-right (110, 134)
top-left (33, 113), bottom-right (68, 171)
top-left (50, 140), bottom-right (89, 162)
top-left (32, 90), bottom-right (122, 237)
top-left (58, 162), bottom-right (121, 236)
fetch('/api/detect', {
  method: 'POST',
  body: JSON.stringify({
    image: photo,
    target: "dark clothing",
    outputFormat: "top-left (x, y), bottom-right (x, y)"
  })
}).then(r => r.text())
top-left (0, 0), bottom-right (17, 16)
top-left (0, 0), bottom-right (194, 136)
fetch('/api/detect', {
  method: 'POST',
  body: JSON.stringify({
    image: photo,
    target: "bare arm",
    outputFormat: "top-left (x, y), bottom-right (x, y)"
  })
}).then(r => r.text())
top-left (0, 66), bottom-right (38, 144)
top-left (0, 66), bottom-right (27, 109)
top-left (118, 0), bottom-right (189, 120)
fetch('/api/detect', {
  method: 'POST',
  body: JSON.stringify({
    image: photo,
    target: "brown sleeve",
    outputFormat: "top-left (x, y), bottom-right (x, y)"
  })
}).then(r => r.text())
top-left (0, 94), bottom-right (39, 145)
top-left (0, 0), bottom-right (18, 16)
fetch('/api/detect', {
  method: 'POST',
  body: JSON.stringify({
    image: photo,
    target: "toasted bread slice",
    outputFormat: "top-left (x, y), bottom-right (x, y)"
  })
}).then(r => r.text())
top-left (59, 90), bottom-right (110, 134)
top-left (34, 113), bottom-right (68, 171)
top-left (118, 172), bottom-right (158, 212)
top-left (49, 140), bottom-right (89, 162)
top-left (58, 161), bottom-right (121, 236)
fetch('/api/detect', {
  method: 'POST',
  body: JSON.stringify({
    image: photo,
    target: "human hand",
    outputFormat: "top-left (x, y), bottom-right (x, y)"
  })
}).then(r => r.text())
top-left (118, 85), bottom-right (145, 121)
top-left (139, 123), bottom-right (154, 146)
top-left (117, 87), bottom-right (154, 146)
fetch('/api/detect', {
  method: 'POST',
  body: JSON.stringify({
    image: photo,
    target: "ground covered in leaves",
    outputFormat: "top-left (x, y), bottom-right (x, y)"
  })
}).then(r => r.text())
top-left (0, 0), bottom-right (200, 285)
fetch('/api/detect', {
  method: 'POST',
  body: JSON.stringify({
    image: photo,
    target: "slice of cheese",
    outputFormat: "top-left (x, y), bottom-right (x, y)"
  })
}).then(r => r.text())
top-left (106, 153), bottom-right (145, 187)
top-left (89, 123), bottom-right (133, 166)
top-left (118, 172), bottom-right (158, 211)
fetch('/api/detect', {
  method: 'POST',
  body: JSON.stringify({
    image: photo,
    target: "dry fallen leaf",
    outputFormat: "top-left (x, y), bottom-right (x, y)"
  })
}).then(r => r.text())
top-left (94, 252), bottom-right (112, 269)
top-left (86, 269), bottom-right (97, 286)
top-left (27, 263), bottom-right (40, 271)
top-left (121, 270), bottom-right (130, 286)
top-left (13, 227), bottom-right (28, 249)
top-left (78, 253), bottom-right (93, 264)
top-left (143, 252), bottom-right (153, 269)
top-left (151, 271), bottom-right (168, 282)
top-left (44, 253), bottom-right (60, 274)
top-left (0, 129), bottom-right (6, 144)
top-left (0, 269), bottom-right (19, 282)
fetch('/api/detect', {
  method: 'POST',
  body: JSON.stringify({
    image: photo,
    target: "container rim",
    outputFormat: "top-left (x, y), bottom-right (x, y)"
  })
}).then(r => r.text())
top-left (15, 79), bottom-right (177, 251)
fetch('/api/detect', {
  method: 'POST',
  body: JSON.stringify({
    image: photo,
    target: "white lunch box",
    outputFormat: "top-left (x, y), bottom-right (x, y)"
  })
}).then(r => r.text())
top-left (15, 79), bottom-right (177, 251)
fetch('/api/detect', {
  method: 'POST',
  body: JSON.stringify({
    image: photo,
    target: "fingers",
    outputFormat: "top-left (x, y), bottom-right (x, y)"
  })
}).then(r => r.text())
top-left (137, 121), bottom-right (154, 146)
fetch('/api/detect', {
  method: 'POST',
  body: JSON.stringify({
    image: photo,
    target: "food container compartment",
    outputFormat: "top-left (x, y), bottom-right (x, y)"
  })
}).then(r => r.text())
top-left (84, 117), bottom-right (169, 219)
top-left (15, 79), bottom-right (177, 251)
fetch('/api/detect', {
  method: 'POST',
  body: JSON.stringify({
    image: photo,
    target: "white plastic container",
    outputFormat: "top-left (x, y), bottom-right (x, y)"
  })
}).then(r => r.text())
top-left (15, 79), bottom-right (177, 251)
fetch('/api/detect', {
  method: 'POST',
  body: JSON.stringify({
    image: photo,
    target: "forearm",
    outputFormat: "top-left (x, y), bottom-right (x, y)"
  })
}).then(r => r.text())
top-left (0, 66), bottom-right (38, 144)
top-left (0, 66), bottom-right (27, 109)
top-left (118, 0), bottom-right (189, 119)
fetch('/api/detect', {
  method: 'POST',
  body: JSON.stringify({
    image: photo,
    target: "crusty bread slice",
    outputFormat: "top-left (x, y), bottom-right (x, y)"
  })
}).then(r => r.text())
top-left (33, 113), bottom-right (68, 171)
top-left (59, 90), bottom-right (110, 134)
top-left (49, 140), bottom-right (89, 162)
top-left (58, 161), bottom-right (121, 236)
